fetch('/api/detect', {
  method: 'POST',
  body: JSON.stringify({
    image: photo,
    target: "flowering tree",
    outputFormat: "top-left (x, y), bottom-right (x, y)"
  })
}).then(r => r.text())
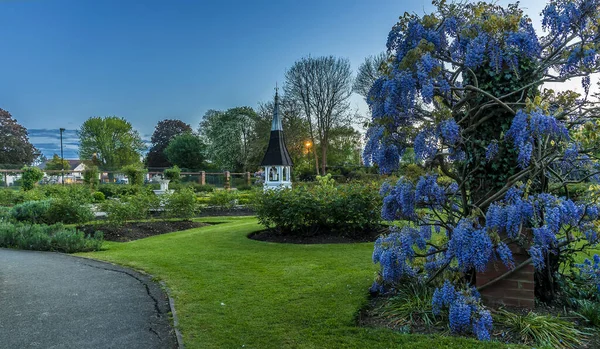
top-left (365, 0), bottom-right (600, 340)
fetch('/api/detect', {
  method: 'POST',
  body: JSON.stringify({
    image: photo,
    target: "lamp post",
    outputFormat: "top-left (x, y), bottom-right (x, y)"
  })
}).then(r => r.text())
top-left (60, 128), bottom-right (65, 185)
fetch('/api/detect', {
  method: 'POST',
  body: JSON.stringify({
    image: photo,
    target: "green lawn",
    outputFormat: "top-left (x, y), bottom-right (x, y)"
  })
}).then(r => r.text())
top-left (78, 216), bottom-right (515, 349)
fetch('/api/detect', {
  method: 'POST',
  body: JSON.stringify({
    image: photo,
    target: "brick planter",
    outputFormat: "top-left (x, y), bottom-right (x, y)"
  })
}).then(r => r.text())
top-left (476, 243), bottom-right (535, 309)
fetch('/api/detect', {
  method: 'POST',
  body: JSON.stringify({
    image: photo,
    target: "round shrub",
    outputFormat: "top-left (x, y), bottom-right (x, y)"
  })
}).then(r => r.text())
top-left (163, 166), bottom-right (181, 182)
top-left (92, 191), bottom-right (106, 202)
top-left (164, 188), bottom-right (198, 220)
top-left (21, 167), bottom-right (44, 191)
top-left (45, 198), bottom-right (95, 224)
top-left (10, 200), bottom-right (51, 224)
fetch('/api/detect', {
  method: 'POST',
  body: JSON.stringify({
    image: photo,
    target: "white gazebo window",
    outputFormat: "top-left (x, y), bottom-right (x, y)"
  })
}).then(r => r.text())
top-left (282, 167), bottom-right (287, 182)
top-left (269, 166), bottom-right (279, 181)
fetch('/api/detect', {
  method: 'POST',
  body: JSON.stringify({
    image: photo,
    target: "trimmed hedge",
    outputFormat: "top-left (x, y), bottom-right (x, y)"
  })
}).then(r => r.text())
top-left (254, 181), bottom-right (382, 236)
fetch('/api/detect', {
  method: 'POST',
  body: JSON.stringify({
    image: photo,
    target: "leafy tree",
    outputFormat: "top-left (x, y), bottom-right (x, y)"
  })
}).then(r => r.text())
top-left (146, 119), bottom-right (192, 168)
top-left (199, 107), bottom-right (259, 171)
top-left (21, 166), bottom-right (44, 191)
top-left (366, 0), bottom-right (600, 341)
top-left (164, 132), bottom-right (206, 170)
top-left (0, 108), bottom-right (38, 166)
top-left (121, 164), bottom-right (147, 186)
top-left (284, 56), bottom-right (354, 174)
top-left (78, 116), bottom-right (146, 171)
top-left (353, 52), bottom-right (387, 99)
top-left (44, 154), bottom-right (70, 171)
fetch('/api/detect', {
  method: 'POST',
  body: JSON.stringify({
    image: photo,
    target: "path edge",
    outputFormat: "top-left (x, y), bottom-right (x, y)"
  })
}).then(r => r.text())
top-left (65, 253), bottom-right (185, 349)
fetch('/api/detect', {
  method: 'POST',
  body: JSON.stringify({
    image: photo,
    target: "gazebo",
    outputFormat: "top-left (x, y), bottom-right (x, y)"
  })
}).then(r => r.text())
top-left (260, 88), bottom-right (292, 190)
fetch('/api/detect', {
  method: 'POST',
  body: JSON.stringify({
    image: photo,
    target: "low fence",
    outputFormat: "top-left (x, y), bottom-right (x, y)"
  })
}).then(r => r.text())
top-left (0, 169), bottom-right (254, 189)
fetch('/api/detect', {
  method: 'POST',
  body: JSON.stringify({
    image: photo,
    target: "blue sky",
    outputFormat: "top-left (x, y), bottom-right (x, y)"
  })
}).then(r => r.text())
top-left (0, 0), bottom-right (561, 159)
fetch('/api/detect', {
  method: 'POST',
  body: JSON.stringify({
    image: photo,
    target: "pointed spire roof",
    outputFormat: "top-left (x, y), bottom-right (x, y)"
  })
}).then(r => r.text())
top-left (260, 87), bottom-right (293, 167)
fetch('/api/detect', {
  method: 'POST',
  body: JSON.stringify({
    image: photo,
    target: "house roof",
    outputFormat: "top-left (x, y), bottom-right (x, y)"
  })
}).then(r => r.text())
top-left (260, 90), bottom-right (293, 167)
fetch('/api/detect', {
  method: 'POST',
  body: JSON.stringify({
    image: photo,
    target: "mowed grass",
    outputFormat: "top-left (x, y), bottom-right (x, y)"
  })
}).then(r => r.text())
top-left (78, 217), bottom-right (515, 349)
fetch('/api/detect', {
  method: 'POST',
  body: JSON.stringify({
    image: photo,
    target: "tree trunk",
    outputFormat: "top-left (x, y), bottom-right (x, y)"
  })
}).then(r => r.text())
top-left (321, 143), bottom-right (327, 175)
top-left (312, 146), bottom-right (320, 175)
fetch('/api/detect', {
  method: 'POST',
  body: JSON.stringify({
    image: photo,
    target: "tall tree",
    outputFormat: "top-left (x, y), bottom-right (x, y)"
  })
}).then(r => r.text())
top-left (199, 107), bottom-right (259, 172)
top-left (0, 108), bottom-right (38, 166)
top-left (146, 119), bottom-right (192, 168)
top-left (44, 154), bottom-right (70, 171)
top-left (164, 132), bottom-right (206, 170)
top-left (284, 56), bottom-right (354, 174)
top-left (78, 116), bottom-right (146, 171)
top-left (353, 52), bottom-right (387, 99)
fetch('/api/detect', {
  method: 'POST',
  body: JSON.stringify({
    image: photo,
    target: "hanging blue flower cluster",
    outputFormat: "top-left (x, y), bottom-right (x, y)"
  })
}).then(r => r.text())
top-left (432, 281), bottom-right (493, 340)
top-left (577, 255), bottom-right (600, 296)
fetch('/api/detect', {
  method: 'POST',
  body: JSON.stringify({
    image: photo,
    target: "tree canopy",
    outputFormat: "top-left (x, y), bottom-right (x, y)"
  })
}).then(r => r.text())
top-left (353, 52), bottom-right (387, 99)
top-left (164, 132), bottom-right (206, 170)
top-left (44, 154), bottom-right (70, 171)
top-left (0, 108), bottom-right (38, 167)
top-left (366, 0), bottom-right (600, 341)
top-left (78, 116), bottom-right (146, 171)
top-left (146, 119), bottom-right (192, 168)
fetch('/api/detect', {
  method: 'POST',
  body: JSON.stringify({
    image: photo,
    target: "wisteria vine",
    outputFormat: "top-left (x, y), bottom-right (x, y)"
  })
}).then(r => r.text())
top-left (366, 0), bottom-right (600, 340)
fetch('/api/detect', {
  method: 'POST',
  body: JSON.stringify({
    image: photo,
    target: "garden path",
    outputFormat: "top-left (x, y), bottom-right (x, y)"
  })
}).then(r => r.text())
top-left (0, 248), bottom-right (177, 349)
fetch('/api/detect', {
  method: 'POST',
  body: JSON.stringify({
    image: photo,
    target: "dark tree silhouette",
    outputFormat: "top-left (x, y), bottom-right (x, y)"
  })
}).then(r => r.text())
top-left (146, 119), bottom-right (192, 168)
top-left (0, 108), bottom-right (38, 166)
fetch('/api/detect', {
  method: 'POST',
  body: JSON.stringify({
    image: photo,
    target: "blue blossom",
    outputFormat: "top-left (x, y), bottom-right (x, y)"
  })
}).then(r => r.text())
top-left (529, 245), bottom-right (545, 270)
top-left (473, 310), bottom-right (493, 341)
top-left (415, 175), bottom-right (446, 206)
top-left (485, 141), bottom-right (499, 162)
top-left (439, 119), bottom-right (461, 146)
top-left (449, 302), bottom-right (472, 333)
top-left (496, 242), bottom-right (515, 269)
top-left (465, 34), bottom-right (488, 69)
top-left (576, 254), bottom-right (600, 295)
top-left (414, 128), bottom-right (439, 162)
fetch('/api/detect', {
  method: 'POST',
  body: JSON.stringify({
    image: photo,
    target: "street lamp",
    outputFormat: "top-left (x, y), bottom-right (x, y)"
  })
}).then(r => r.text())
top-left (60, 128), bottom-right (65, 185)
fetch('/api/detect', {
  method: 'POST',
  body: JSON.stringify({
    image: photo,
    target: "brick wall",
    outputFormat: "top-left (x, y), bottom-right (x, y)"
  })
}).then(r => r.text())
top-left (476, 243), bottom-right (535, 309)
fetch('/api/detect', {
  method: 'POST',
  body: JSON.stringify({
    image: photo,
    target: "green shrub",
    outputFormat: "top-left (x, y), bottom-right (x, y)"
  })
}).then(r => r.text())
top-left (120, 164), bottom-right (147, 186)
top-left (494, 309), bottom-right (589, 348)
top-left (373, 280), bottom-right (436, 327)
top-left (236, 184), bottom-right (252, 191)
top-left (92, 191), bottom-right (106, 202)
top-left (45, 197), bottom-right (94, 224)
top-left (191, 183), bottom-right (214, 193)
top-left (101, 192), bottom-right (159, 225)
top-left (399, 163), bottom-right (425, 183)
top-left (0, 222), bottom-right (102, 253)
top-left (21, 166), bottom-right (44, 191)
top-left (0, 206), bottom-right (12, 223)
top-left (572, 299), bottom-right (600, 327)
top-left (163, 166), bottom-right (181, 182)
top-left (38, 185), bottom-right (92, 203)
top-left (83, 165), bottom-right (100, 187)
top-left (97, 184), bottom-right (151, 198)
top-left (10, 200), bottom-right (52, 224)
top-left (164, 188), bottom-right (198, 220)
top-left (0, 188), bottom-right (24, 206)
top-left (208, 190), bottom-right (240, 210)
top-left (254, 181), bottom-right (382, 236)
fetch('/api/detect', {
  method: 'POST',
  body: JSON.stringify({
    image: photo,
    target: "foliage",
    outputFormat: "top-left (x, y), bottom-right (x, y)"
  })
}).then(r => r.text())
top-left (199, 107), bottom-right (257, 172)
top-left (572, 299), bottom-right (600, 327)
top-left (44, 154), bottom-right (70, 171)
top-left (78, 116), bottom-right (146, 171)
top-left (254, 181), bottom-right (382, 236)
top-left (96, 184), bottom-right (152, 199)
top-left (120, 164), bottom-right (147, 186)
top-left (21, 166), bottom-right (44, 191)
top-left (207, 190), bottom-right (240, 210)
top-left (0, 206), bottom-right (11, 223)
top-left (163, 166), bottom-right (181, 182)
top-left (373, 279), bottom-right (437, 328)
top-left (164, 188), bottom-right (198, 220)
top-left (44, 197), bottom-right (94, 224)
top-left (398, 163), bottom-right (425, 183)
top-left (0, 222), bottom-right (103, 253)
top-left (83, 165), bottom-right (100, 187)
top-left (10, 200), bottom-right (51, 224)
top-left (164, 132), bottom-right (206, 170)
top-left (0, 108), bottom-right (38, 166)
top-left (101, 193), bottom-right (158, 226)
top-left (92, 191), bottom-right (105, 202)
top-left (146, 119), bottom-right (192, 168)
top-left (494, 309), bottom-right (588, 348)
top-left (364, 0), bottom-right (600, 338)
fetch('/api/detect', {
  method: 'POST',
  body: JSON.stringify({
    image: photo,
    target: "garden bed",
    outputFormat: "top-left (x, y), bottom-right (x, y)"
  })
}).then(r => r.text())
top-left (248, 226), bottom-right (385, 244)
top-left (78, 220), bottom-right (209, 242)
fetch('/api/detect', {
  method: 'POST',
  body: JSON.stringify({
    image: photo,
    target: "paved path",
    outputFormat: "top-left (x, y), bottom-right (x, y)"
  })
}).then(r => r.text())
top-left (0, 249), bottom-right (177, 349)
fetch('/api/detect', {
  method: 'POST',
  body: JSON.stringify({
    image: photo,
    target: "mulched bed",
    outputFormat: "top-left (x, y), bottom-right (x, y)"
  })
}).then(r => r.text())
top-left (248, 226), bottom-right (386, 244)
top-left (197, 207), bottom-right (255, 217)
top-left (77, 221), bottom-right (209, 242)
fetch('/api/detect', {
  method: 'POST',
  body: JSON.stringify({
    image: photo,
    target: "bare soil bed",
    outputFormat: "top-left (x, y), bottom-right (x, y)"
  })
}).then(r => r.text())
top-left (78, 221), bottom-right (209, 242)
top-left (248, 226), bottom-right (386, 244)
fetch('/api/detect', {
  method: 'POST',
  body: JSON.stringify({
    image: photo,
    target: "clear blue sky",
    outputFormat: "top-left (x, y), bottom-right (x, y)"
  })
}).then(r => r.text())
top-left (1, 0), bottom-right (552, 158)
